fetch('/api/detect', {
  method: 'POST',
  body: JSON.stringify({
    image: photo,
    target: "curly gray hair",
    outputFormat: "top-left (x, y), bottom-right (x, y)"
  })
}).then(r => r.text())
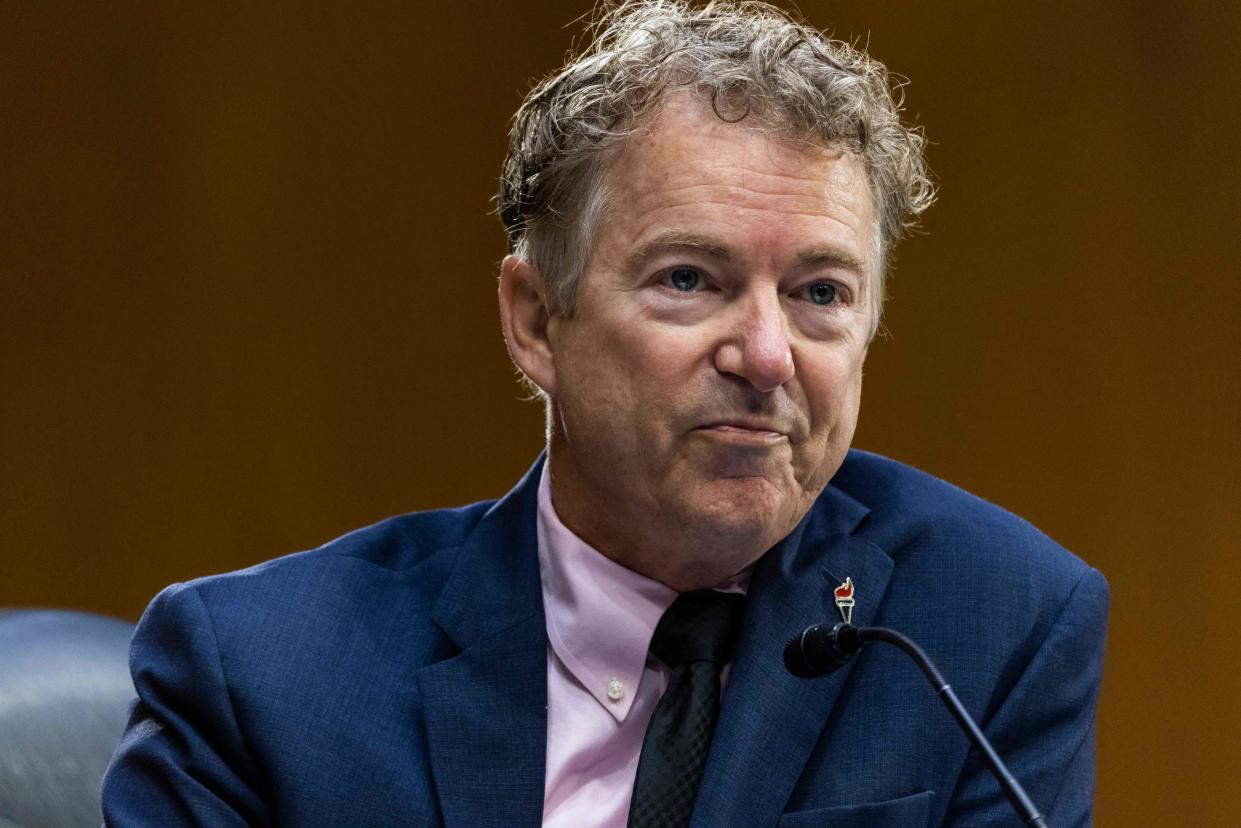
top-left (498, 0), bottom-right (935, 330)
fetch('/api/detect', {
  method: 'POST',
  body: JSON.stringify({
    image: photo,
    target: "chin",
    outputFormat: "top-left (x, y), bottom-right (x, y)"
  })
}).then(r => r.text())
top-left (683, 476), bottom-right (800, 544)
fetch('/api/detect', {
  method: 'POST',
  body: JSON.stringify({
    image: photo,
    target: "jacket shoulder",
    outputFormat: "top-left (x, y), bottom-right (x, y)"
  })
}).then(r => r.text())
top-left (112, 500), bottom-right (503, 823)
top-left (828, 450), bottom-right (1108, 719)
top-left (142, 500), bottom-right (497, 675)
top-left (830, 450), bottom-right (1100, 598)
top-left (807, 454), bottom-right (1108, 827)
top-left (184, 499), bottom-right (493, 598)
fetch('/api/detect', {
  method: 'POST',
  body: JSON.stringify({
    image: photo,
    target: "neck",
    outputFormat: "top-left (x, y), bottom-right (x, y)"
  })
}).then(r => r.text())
top-left (544, 448), bottom-right (777, 592)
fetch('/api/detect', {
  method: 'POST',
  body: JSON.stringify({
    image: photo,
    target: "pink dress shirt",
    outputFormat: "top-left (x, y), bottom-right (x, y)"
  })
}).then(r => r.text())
top-left (536, 464), bottom-right (746, 828)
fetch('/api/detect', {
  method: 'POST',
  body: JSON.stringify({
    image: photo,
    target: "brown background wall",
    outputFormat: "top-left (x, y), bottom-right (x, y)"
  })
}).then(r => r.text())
top-left (3, 1), bottom-right (1238, 822)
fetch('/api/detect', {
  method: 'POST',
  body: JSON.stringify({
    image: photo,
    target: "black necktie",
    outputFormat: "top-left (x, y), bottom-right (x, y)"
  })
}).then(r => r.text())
top-left (627, 590), bottom-right (747, 828)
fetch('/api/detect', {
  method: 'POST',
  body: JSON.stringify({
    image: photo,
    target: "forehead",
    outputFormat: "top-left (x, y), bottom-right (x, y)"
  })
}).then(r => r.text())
top-left (598, 94), bottom-right (875, 272)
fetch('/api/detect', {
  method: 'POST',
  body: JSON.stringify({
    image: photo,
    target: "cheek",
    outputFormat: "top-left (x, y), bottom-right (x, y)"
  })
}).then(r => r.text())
top-left (796, 353), bottom-right (866, 475)
top-left (558, 330), bottom-right (667, 433)
top-left (609, 327), bottom-right (694, 398)
top-left (806, 352), bottom-right (864, 421)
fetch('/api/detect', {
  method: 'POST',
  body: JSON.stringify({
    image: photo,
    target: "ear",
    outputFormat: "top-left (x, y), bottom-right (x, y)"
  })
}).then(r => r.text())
top-left (498, 254), bottom-right (558, 396)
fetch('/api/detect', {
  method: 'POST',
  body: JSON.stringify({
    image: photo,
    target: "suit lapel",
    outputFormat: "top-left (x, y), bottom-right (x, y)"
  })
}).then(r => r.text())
top-left (692, 485), bottom-right (894, 827)
top-left (418, 459), bottom-right (549, 828)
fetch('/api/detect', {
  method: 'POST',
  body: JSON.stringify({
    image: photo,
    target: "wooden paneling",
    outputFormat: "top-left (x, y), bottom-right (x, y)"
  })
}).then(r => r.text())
top-left (3, 2), bottom-right (1237, 822)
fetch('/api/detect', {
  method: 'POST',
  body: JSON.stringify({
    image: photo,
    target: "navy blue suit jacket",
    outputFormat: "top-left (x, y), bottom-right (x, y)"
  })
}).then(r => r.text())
top-left (102, 452), bottom-right (1108, 826)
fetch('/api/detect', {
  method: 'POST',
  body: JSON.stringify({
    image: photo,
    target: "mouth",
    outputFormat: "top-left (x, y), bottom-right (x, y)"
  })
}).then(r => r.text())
top-left (695, 421), bottom-right (790, 444)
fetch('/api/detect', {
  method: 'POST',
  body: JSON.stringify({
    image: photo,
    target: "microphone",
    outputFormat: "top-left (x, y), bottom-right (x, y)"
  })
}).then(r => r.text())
top-left (783, 621), bottom-right (863, 677)
top-left (784, 622), bottom-right (1050, 828)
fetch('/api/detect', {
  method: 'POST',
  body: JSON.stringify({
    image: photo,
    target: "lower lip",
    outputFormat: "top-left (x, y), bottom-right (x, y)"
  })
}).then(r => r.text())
top-left (698, 425), bottom-right (788, 445)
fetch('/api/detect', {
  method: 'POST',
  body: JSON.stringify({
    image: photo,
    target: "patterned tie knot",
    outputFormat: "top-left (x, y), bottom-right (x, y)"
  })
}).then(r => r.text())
top-left (650, 590), bottom-right (746, 668)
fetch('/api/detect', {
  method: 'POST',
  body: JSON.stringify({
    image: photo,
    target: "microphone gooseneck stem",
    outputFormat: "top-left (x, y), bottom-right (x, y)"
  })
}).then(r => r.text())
top-left (857, 627), bottom-right (1049, 828)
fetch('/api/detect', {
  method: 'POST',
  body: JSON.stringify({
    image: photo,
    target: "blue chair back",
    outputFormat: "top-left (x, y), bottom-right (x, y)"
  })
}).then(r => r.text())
top-left (0, 610), bottom-right (135, 828)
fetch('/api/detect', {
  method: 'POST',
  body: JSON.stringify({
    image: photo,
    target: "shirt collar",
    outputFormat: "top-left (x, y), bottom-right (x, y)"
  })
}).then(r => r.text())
top-left (535, 462), bottom-right (752, 721)
top-left (536, 463), bottom-right (676, 722)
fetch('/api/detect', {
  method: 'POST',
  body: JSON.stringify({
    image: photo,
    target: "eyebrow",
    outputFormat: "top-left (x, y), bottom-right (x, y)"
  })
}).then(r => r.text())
top-left (795, 247), bottom-right (867, 277)
top-left (623, 231), bottom-right (733, 274)
top-left (624, 230), bottom-right (867, 278)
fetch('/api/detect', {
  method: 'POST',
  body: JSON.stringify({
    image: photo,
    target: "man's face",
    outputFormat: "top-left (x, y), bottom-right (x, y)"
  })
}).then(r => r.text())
top-left (542, 94), bottom-right (876, 589)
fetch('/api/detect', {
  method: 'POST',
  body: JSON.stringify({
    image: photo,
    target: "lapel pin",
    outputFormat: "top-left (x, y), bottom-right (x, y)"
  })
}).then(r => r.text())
top-left (834, 577), bottom-right (855, 624)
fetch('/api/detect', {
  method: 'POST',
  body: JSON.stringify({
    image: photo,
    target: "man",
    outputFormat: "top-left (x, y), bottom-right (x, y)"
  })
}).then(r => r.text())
top-left (103, 2), bottom-right (1108, 826)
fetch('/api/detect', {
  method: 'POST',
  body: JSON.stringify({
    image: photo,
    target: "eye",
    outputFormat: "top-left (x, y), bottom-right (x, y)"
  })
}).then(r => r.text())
top-left (667, 267), bottom-right (704, 292)
top-left (804, 282), bottom-right (839, 306)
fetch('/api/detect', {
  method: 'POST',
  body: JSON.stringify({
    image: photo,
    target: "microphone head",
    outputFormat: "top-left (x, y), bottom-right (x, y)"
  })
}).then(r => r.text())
top-left (783, 622), bottom-right (863, 678)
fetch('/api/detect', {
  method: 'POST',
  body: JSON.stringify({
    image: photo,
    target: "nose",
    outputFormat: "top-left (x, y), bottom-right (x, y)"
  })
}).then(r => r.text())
top-left (713, 289), bottom-right (795, 393)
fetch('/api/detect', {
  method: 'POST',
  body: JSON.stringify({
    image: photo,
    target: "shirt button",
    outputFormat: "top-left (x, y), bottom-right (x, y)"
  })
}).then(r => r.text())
top-left (607, 678), bottom-right (624, 702)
